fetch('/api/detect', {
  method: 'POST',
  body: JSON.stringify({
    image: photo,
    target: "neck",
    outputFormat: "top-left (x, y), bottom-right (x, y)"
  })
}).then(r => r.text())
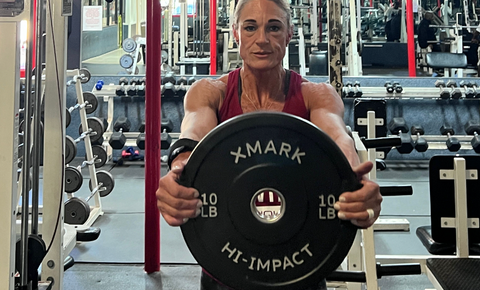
top-left (240, 65), bottom-right (286, 106)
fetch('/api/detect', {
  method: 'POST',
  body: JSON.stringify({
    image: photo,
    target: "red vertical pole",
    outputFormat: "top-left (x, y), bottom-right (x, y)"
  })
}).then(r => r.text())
top-left (319, 0), bottom-right (322, 43)
top-left (406, 0), bottom-right (416, 76)
top-left (210, 0), bottom-right (217, 75)
top-left (144, 0), bottom-right (161, 273)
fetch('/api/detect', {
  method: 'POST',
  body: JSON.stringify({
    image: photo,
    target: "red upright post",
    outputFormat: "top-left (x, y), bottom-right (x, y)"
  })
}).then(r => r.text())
top-left (210, 0), bottom-right (217, 75)
top-left (406, 0), bottom-right (416, 76)
top-left (319, 0), bottom-right (322, 43)
top-left (144, 0), bottom-right (162, 273)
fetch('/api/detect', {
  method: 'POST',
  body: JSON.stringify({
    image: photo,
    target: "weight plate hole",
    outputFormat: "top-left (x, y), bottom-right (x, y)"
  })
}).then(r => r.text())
top-left (250, 188), bottom-right (285, 224)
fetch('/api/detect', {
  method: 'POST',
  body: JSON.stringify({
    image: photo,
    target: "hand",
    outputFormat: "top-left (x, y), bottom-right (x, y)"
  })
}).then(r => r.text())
top-left (156, 154), bottom-right (202, 226)
top-left (334, 161), bottom-right (383, 228)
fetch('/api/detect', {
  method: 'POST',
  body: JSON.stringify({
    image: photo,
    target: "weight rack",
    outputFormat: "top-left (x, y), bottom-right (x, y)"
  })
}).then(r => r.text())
top-left (65, 69), bottom-right (107, 229)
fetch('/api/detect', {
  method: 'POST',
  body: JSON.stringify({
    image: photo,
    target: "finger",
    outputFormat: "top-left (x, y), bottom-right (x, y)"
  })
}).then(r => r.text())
top-left (338, 180), bottom-right (380, 203)
top-left (160, 173), bottom-right (200, 200)
top-left (161, 213), bottom-right (192, 227)
top-left (336, 207), bottom-right (379, 222)
top-left (352, 161), bottom-right (374, 179)
top-left (157, 188), bottom-right (202, 210)
top-left (157, 197), bottom-right (202, 222)
top-left (171, 159), bottom-right (187, 175)
top-left (334, 200), bottom-right (370, 213)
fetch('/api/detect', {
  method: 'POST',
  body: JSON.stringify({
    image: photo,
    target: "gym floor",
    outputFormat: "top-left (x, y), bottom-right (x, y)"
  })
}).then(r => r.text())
top-left (65, 159), bottom-right (435, 290)
top-left (63, 53), bottom-right (443, 290)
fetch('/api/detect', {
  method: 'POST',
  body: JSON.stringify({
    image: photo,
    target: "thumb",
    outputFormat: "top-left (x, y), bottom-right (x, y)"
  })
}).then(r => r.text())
top-left (171, 159), bottom-right (187, 175)
top-left (352, 161), bottom-right (374, 179)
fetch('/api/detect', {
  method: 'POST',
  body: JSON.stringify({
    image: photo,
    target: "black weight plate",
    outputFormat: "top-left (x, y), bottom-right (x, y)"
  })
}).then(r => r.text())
top-left (64, 166), bottom-right (83, 193)
top-left (89, 170), bottom-right (115, 197)
top-left (83, 92), bottom-right (98, 114)
top-left (78, 117), bottom-right (104, 143)
top-left (66, 108), bottom-right (71, 128)
top-left (65, 135), bottom-right (77, 165)
top-left (179, 112), bottom-right (360, 290)
top-left (79, 68), bottom-right (91, 84)
top-left (90, 145), bottom-right (107, 168)
top-left (64, 197), bottom-right (90, 225)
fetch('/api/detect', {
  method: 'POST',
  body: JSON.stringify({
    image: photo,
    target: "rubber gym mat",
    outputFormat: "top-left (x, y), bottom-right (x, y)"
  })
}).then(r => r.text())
top-left (63, 264), bottom-right (201, 290)
top-left (69, 213), bottom-right (196, 264)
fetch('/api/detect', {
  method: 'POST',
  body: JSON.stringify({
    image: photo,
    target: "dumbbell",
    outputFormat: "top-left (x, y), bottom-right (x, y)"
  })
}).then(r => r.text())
top-left (446, 80), bottom-right (462, 99)
top-left (440, 124), bottom-right (461, 151)
top-left (384, 81), bottom-right (395, 93)
top-left (162, 82), bottom-right (177, 99)
top-left (388, 117), bottom-right (414, 154)
top-left (469, 81), bottom-right (480, 98)
top-left (66, 91), bottom-right (99, 128)
top-left (459, 81), bottom-right (475, 98)
top-left (137, 77), bottom-right (146, 96)
top-left (392, 81), bottom-right (403, 93)
top-left (187, 76), bottom-right (197, 85)
top-left (464, 120), bottom-right (480, 153)
top-left (344, 82), bottom-right (355, 97)
top-left (435, 80), bottom-right (450, 99)
top-left (177, 76), bottom-right (188, 85)
top-left (352, 81), bottom-right (363, 97)
top-left (64, 170), bottom-right (115, 225)
top-left (162, 72), bottom-right (176, 85)
top-left (137, 118), bottom-right (174, 149)
top-left (136, 130), bottom-right (171, 150)
top-left (115, 77), bottom-right (129, 96)
top-left (161, 129), bottom-right (172, 149)
top-left (109, 117), bottom-right (131, 149)
top-left (125, 77), bottom-right (140, 96)
top-left (95, 80), bottom-right (104, 91)
top-left (410, 125), bottom-right (428, 152)
top-left (177, 83), bottom-right (187, 99)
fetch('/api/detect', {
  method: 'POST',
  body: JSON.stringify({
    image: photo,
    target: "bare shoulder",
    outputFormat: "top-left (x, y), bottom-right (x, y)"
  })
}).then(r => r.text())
top-left (184, 75), bottom-right (228, 110)
top-left (300, 81), bottom-right (344, 114)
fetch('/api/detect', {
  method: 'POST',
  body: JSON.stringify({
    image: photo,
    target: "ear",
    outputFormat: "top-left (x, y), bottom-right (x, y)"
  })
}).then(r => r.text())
top-left (233, 24), bottom-right (240, 43)
top-left (286, 25), bottom-right (293, 46)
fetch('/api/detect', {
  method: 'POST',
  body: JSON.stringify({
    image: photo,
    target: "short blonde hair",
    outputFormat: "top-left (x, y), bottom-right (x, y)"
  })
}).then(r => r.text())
top-left (233, 0), bottom-right (292, 28)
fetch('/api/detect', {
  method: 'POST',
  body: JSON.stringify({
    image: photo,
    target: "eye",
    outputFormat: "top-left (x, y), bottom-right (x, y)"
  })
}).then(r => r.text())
top-left (269, 26), bottom-right (280, 32)
top-left (244, 26), bottom-right (256, 32)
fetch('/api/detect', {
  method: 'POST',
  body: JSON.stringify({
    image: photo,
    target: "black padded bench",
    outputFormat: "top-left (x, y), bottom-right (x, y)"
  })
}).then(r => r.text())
top-left (426, 52), bottom-right (468, 69)
top-left (427, 258), bottom-right (480, 290)
top-left (417, 155), bottom-right (480, 290)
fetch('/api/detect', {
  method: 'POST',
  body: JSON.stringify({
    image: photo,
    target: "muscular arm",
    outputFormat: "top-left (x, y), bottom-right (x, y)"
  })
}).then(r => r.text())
top-left (170, 78), bottom-right (226, 165)
top-left (303, 82), bottom-right (360, 168)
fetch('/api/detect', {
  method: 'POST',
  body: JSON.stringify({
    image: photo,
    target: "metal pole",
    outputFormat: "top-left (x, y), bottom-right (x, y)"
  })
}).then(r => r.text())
top-left (19, 0), bottom-right (37, 284)
top-left (145, 0), bottom-right (161, 274)
top-left (210, 0), bottom-right (217, 75)
top-left (32, 0), bottom-right (46, 236)
top-left (406, 0), bottom-right (416, 76)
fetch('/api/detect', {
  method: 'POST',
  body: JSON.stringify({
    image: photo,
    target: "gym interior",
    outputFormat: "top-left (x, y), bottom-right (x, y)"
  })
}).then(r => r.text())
top-left (2, 0), bottom-right (480, 289)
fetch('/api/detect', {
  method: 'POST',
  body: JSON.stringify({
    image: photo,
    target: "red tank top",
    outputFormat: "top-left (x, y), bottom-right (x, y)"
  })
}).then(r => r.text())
top-left (218, 68), bottom-right (309, 123)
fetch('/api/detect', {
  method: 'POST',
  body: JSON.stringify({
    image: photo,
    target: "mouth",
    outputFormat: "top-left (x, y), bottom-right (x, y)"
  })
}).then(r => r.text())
top-left (253, 51), bottom-right (272, 56)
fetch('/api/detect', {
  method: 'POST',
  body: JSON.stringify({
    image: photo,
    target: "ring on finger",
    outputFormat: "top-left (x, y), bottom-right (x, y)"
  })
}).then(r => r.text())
top-left (366, 208), bottom-right (375, 220)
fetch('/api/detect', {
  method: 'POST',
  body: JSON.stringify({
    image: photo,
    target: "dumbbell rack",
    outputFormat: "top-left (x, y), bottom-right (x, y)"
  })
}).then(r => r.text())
top-left (91, 84), bottom-right (181, 162)
top-left (347, 86), bottom-right (480, 99)
top-left (66, 69), bottom-right (104, 228)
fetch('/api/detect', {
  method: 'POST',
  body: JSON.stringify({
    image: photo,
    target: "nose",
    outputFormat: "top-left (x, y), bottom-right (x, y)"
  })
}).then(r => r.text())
top-left (255, 27), bottom-right (269, 44)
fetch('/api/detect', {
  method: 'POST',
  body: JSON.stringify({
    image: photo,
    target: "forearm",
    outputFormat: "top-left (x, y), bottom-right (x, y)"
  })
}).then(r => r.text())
top-left (334, 134), bottom-right (361, 168)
